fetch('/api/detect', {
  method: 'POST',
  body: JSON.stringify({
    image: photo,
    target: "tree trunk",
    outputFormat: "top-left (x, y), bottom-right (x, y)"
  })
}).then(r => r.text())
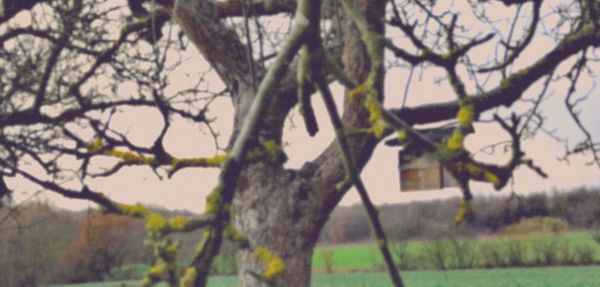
top-left (176, 0), bottom-right (384, 285)
top-left (230, 0), bottom-right (385, 285)
top-left (232, 163), bottom-right (331, 287)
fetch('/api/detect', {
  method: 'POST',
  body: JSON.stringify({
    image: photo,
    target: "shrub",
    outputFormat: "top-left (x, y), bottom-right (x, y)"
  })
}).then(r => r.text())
top-left (366, 247), bottom-right (386, 271)
top-left (592, 232), bottom-right (600, 245)
top-left (478, 240), bottom-right (506, 268)
top-left (320, 249), bottom-right (335, 273)
top-left (0, 203), bottom-right (75, 286)
top-left (61, 213), bottom-right (136, 281)
top-left (573, 243), bottom-right (595, 265)
top-left (423, 239), bottom-right (449, 270)
top-left (390, 241), bottom-right (412, 270)
top-left (505, 238), bottom-right (527, 267)
top-left (532, 237), bottom-right (570, 266)
top-left (503, 216), bottom-right (569, 235)
top-left (542, 217), bottom-right (570, 234)
top-left (449, 239), bottom-right (477, 269)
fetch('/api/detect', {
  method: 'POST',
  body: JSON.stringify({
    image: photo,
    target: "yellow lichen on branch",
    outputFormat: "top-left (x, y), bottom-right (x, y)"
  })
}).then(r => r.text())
top-left (347, 74), bottom-right (388, 138)
top-left (484, 171), bottom-right (500, 187)
top-left (259, 140), bottom-right (286, 164)
top-left (446, 131), bottom-right (464, 150)
top-left (146, 213), bottom-right (167, 232)
top-left (363, 91), bottom-right (387, 138)
top-left (203, 184), bottom-right (224, 215)
top-left (171, 216), bottom-right (188, 230)
top-left (464, 163), bottom-right (483, 177)
top-left (348, 73), bottom-right (375, 100)
top-left (86, 138), bottom-right (104, 153)
top-left (164, 243), bottom-right (179, 261)
top-left (455, 199), bottom-right (475, 224)
top-left (245, 140), bottom-right (287, 165)
top-left (205, 153), bottom-right (229, 165)
top-left (86, 139), bottom-right (156, 165)
top-left (254, 247), bottom-right (286, 280)
top-left (457, 104), bottom-right (475, 125)
top-left (224, 225), bottom-right (249, 247)
top-left (147, 261), bottom-right (166, 281)
top-left (179, 267), bottom-right (197, 287)
top-left (119, 203), bottom-right (150, 217)
top-left (143, 239), bottom-right (180, 286)
top-left (451, 161), bottom-right (502, 190)
top-left (105, 149), bottom-right (156, 164)
top-left (397, 130), bottom-right (407, 141)
top-left (171, 153), bottom-right (230, 170)
top-left (464, 163), bottom-right (500, 187)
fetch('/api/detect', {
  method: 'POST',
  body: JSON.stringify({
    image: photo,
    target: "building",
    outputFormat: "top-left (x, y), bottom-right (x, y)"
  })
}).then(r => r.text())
top-left (386, 125), bottom-right (457, 191)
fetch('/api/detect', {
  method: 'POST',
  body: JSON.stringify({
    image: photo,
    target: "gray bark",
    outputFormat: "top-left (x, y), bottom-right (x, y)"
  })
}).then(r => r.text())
top-left (230, 0), bottom-right (385, 284)
top-left (175, 0), bottom-right (383, 285)
top-left (233, 164), bottom-right (324, 286)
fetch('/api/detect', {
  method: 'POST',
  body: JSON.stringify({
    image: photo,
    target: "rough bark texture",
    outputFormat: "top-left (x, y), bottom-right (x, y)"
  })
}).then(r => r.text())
top-left (228, 0), bottom-right (385, 285)
top-left (233, 165), bottom-right (321, 286)
top-left (175, 0), bottom-right (384, 284)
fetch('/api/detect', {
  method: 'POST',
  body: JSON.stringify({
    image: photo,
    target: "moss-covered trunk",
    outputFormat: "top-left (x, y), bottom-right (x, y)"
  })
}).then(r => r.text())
top-left (232, 164), bottom-right (328, 287)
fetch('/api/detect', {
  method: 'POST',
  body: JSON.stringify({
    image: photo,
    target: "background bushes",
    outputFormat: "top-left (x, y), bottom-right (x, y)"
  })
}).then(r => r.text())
top-left (318, 187), bottom-right (600, 245)
top-left (0, 203), bottom-right (229, 285)
top-left (1, 187), bottom-right (599, 285)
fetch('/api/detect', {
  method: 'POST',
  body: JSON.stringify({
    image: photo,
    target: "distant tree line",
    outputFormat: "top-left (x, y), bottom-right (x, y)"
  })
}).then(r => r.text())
top-left (319, 186), bottom-right (600, 244)
top-left (0, 186), bottom-right (598, 286)
top-left (0, 203), bottom-right (219, 286)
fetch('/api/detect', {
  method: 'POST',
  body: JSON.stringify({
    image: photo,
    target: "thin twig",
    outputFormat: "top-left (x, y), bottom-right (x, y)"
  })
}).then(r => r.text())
top-left (315, 78), bottom-right (405, 287)
top-left (242, 0), bottom-right (258, 92)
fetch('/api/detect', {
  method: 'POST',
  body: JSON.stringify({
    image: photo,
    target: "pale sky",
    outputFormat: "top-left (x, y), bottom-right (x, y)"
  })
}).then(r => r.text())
top-left (7, 0), bottom-right (600, 212)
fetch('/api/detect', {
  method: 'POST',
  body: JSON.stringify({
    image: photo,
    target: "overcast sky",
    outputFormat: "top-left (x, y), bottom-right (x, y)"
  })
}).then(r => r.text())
top-left (16, 68), bottom-right (599, 213)
top-left (8, 0), bottom-right (600, 213)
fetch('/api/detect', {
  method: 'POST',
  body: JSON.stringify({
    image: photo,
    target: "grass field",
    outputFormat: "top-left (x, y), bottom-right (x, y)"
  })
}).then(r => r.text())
top-left (50, 232), bottom-right (600, 287)
top-left (312, 232), bottom-right (600, 270)
top-left (51, 266), bottom-right (600, 287)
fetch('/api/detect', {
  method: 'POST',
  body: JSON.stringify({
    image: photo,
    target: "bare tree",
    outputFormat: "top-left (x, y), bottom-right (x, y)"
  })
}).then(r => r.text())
top-left (62, 212), bottom-right (136, 281)
top-left (1, 0), bottom-right (599, 286)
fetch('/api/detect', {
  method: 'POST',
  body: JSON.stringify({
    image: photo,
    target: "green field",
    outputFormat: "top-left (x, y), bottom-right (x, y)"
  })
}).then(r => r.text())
top-left (51, 266), bottom-right (600, 287)
top-left (310, 266), bottom-right (600, 287)
top-left (312, 232), bottom-right (600, 270)
top-left (51, 232), bottom-right (600, 287)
